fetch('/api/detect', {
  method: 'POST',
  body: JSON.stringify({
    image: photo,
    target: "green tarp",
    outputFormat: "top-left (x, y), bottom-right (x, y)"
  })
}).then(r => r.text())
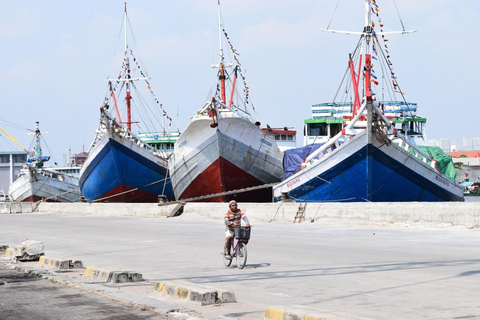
top-left (417, 146), bottom-right (457, 181)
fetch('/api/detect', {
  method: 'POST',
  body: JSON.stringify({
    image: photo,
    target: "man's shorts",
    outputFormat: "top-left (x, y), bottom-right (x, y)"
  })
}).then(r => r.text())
top-left (225, 228), bottom-right (235, 238)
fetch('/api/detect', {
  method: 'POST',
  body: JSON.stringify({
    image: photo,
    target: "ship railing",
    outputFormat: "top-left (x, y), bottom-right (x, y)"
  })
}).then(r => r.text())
top-left (303, 101), bottom-right (370, 167)
top-left (393, 135), bottom-right (437, 169)
top-left (301, 100), bottom-right (438, 171)
top-left (198, 97), bottom-right (252, 122)
top-left (100, 108), bottom-right (169, 160)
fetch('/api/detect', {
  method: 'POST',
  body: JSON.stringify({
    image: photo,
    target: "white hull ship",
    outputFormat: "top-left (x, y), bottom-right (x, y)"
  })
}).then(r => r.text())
top-left (8, 122), bottom-right (80, 202)
top-left (168, 1), bottom-right (284, 202)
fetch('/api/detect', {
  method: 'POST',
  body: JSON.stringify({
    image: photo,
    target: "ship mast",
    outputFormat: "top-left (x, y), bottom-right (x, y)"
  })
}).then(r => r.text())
top-left (124, 2), bottom-right (133, 131)
top-left (363, 0), bottom-right (373, 101)
top-left (212, 0), bottom-right (232, 104)
top-left (107, 2), bottom-right (149, 131)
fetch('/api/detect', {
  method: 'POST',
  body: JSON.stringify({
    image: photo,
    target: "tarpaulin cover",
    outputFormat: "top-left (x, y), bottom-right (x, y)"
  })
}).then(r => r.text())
top-left (418, 146), bottom-right (457, 181)
top-left (282, 143), bottom-right (324, 180)
top-left (27, 156), bottom-right (50, 163)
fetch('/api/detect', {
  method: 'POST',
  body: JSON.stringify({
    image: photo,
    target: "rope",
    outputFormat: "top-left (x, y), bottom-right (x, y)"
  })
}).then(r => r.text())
top-left (393, 0), bottom-right (406, 32)
top-left (158, 182), bottom-right (278, 206)
top-left (325, 0), bottom-right (342, 30)
top-left (91, 176), bottom-right (170, 203)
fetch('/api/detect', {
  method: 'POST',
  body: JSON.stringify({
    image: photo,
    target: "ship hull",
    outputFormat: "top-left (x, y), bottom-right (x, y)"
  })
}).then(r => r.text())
top-left (274, 131), bottom-right (464, 202)
top-left (79, 128), bottom-right (174, 203)
top-left (9, 168), bottom-right (80, 202)
top-left (169, 116), bottom-right (284, 202)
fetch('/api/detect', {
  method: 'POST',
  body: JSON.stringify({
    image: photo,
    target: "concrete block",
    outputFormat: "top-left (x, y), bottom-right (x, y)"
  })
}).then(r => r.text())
top-left (189, 290), bottom-right (217, 305)
top-left (9, 203), bottom-right (22, 213)
top-left (219, 290), bottom-right (236, 303)
top-left (20, 203), bottom-right (33, 213)
top-left (85, 267), bottom-right (111, 282)
top-left (5, 248), bottom-right (15, 257)
top-left (108, 271), bottom-right (144, 283)
top-left (175, 286), bottom-right (189, 300)
top-left (54, 260), bottom-right (72, 269)
top-left (153, 281), bottom-right (236, 305)
top-left (14, 240), bottom-right (45, 261)
top-left (265, 306), bottom-right (286, 320)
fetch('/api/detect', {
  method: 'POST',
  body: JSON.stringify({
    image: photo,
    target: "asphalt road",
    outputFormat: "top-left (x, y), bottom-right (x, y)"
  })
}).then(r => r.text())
top-left (0, 263), bottom-right (166, 320)
top-left (1, 212), bottom-right (480, 319)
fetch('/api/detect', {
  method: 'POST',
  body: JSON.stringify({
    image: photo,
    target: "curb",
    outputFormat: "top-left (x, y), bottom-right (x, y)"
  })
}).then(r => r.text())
top-left (154, 281), bottom-right (236, 305)
top-left (38, 256), bottom-right (83, 269)
top-left (37, 256), bottom-right (144, 283)
top-left (84, 266), bottom-right (144, 283)
top-left (265, 305), bottom-right (374, 320)
top-left (4, 248), bottom-right (15, 257)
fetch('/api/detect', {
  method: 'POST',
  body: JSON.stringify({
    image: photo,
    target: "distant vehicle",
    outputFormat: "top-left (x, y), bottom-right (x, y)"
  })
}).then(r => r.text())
top-left (0, 191), bottom-right (8, 202)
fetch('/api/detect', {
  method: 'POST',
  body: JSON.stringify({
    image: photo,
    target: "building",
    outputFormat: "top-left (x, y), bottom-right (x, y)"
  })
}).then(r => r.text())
top-left (446, 150), bottom-right (480, 183)
top-left (262, 126), bottom-right (297, 152)
top-left (428, 138), bottom-right (457, 152)
top-left (0, 151), bottom-right (27, 195)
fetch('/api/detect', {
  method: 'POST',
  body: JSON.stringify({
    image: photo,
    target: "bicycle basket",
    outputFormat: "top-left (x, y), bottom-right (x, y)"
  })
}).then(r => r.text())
top-left (234, 227), bottom-right (251, 240)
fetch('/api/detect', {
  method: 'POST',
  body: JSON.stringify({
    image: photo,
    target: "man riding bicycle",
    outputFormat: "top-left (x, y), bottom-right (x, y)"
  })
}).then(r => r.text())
top-left (224, 200), bottom-right (250, 259)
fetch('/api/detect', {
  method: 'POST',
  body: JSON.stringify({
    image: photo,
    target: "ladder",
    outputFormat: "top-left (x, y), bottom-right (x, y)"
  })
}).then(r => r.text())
top-left (167, 202), bottom-right (185, 218)
top-left (293, 202), bottom-right (307, 223)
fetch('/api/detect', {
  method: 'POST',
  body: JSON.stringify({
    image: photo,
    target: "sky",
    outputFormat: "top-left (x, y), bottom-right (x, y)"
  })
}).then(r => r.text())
top-left (0, 0), bottom-right (479, 165)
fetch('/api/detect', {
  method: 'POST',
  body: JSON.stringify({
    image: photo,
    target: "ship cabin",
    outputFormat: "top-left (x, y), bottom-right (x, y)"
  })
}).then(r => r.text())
top-left (261, 126), bottom-right (297, 152)
top-left (304, 101), bottom-right (426, 146)
top-left (137, 131), bottom-right (180, 155)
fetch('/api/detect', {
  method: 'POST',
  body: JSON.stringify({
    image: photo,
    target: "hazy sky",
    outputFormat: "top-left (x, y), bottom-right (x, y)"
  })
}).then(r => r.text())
top-left (0, 0), bottom-right (479, 164)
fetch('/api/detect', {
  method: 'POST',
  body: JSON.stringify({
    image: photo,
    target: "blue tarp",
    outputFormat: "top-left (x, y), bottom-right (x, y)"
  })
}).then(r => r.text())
top-left (460, 181), bottom-right (480, 187)
top-left (282, 143), bottom-right (324, 180)
top-left (27, 156), bottom-right (50, 163)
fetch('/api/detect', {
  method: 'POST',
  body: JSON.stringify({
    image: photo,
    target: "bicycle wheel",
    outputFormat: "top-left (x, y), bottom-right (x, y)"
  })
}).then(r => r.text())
top-left (223, 245), bottom-right (232, 267)
top-left (236, 242), bottom-right (247, 269)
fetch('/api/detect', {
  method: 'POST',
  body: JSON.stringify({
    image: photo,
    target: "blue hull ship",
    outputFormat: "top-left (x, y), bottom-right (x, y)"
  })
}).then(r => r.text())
top-left (273, 0), bottom-right (464, 203)
top-left (79, 4), bottom-right (175, 203)
top-left (79, 114), bottom-right (174, 203)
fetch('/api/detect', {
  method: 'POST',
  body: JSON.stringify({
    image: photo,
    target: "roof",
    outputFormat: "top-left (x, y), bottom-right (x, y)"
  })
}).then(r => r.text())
top-left (447, 151), bottom-right (480, 158)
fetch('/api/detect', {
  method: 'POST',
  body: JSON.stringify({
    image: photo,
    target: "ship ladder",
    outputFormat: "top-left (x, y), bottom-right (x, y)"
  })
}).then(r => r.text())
top-left (293, 202), bottom-right (307, 223)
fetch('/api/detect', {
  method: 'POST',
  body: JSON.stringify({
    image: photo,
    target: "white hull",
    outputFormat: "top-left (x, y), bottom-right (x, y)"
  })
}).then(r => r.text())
top-left (169, 114), bottom-right (284, 201)
top-left (9, 167), bottom-right (80, 202)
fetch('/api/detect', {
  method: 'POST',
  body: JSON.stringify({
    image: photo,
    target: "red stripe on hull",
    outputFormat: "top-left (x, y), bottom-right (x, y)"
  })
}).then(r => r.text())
top-left (98, 184), bottom-right (160, 203)
top-left (180, 157), bottom-right (273, 202)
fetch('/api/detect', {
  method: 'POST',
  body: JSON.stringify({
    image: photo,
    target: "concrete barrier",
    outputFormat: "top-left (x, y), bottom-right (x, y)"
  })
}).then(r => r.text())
top-left (0, 202), bottom-right (33, 214)
top-left (182, 202), bottom-right (480, 228)
top-left (34, 201), bottom-right (480, 228)
top-left (154, 281), bottom-right (236, 305)
top-left (37, 202), bottom-right (179, 217)
top-left (38, 256), bottom-right (83, 269)
top-left (84, 266), bottom-right (144, 283)
top-left (265, 305), bottom-right (373, 320)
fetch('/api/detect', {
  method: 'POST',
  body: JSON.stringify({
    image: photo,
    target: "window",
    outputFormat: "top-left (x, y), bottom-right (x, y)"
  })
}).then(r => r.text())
top-left (308, 123), bottom-right (327, 136)
top-left (330, 123), bottom-right (342, 137)
top-left (13, 154), bottom-right (27, 163)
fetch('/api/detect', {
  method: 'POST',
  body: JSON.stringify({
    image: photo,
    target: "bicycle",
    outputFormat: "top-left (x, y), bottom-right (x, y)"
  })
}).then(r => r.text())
top-left (223, 226), bottom-right (251, 269)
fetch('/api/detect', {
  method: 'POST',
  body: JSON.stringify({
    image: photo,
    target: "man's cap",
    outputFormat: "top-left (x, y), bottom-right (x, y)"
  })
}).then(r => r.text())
top-left (229, 200), bottom-right (237, 206)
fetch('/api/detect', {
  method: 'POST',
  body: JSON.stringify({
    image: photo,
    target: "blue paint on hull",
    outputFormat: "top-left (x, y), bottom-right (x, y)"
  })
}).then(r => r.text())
top-left (79, 138), bottom-right (174, 202)
top-left (279, 144), bottom-right (463, 202)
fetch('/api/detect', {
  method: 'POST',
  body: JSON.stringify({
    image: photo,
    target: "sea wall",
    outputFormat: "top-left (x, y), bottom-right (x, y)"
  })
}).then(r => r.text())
top-left (22, 201), bottom-right (480, 229)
